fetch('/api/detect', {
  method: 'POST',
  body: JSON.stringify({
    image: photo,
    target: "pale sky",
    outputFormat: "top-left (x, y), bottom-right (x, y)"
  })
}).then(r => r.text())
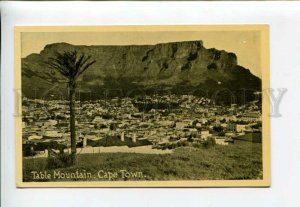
top-left (22, 31), bottom-right (261, 78)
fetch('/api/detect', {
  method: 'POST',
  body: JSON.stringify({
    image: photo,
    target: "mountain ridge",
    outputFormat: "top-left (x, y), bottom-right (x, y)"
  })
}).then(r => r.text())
top-left (21, 41), bottom-right (261, 104)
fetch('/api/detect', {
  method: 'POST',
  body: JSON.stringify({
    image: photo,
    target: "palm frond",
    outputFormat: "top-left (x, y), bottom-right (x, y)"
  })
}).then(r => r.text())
top-left (45, 50), bottom-right (95, 81)
top-left (75, 60), bottom-right (96, 79)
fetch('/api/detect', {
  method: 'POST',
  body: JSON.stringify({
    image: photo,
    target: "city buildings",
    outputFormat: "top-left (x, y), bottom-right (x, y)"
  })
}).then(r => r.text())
top-left (22, 94), bottom-right (262, 155)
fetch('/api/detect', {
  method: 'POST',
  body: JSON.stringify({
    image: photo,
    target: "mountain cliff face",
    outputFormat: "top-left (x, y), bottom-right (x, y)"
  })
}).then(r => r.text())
top-left (22, 41), bottom-right (261, 104)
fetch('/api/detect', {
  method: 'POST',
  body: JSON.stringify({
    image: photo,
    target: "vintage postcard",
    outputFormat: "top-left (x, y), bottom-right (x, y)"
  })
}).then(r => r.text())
top-left (15, 25), bottom-right (270, 187)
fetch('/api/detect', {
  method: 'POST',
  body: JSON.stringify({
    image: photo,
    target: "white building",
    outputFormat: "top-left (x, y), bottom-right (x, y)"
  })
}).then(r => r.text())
top-left (200, 130), bottom-right (210, 140)
top-left (236, 124), bottom-right (247, 133)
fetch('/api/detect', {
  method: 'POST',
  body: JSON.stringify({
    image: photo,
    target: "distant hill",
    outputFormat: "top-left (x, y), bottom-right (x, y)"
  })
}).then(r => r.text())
top-left (21, 41), bottom-right (261, 104)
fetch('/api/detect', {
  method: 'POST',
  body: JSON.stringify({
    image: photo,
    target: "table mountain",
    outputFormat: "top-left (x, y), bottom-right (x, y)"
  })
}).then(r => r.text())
top-left (22, 41), bottom-right (261, 104)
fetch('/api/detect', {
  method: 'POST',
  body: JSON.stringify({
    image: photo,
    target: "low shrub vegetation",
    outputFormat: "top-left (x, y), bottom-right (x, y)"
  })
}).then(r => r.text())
top-left (23, 141), bottom-right (262, 182)
top-left (47, 153), bottom-right (73, 169)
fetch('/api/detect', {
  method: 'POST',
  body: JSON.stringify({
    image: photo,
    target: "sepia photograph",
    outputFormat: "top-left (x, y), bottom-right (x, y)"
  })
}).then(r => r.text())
top-left (15, 25), bottom-right (270, 187)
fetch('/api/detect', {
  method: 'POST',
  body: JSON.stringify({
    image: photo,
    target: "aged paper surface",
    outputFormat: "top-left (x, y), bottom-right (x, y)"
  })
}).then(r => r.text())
top-left (15, 25), bottom-right (270, 187)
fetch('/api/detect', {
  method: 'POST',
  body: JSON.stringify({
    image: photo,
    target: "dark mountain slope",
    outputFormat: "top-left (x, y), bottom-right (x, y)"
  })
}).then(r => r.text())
top-left (21, 41), bottom-right (261, 104)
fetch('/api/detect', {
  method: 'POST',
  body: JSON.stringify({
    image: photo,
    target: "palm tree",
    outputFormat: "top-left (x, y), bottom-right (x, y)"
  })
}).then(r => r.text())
top-left (46, 50), bottom-right (96, 164)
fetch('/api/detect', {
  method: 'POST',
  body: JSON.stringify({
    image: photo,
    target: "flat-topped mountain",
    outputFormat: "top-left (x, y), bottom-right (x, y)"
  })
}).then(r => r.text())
top-left (22, 41), bottom-right (261, 104)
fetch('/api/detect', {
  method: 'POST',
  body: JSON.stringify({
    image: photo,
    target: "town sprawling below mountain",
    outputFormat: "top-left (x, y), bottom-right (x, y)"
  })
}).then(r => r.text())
top-left (22, 41), bottom-right (262, 159)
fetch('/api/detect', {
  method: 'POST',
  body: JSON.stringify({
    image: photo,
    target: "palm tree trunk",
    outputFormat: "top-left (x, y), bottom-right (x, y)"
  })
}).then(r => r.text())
top-left (69, 80), bottom-right (76, 165)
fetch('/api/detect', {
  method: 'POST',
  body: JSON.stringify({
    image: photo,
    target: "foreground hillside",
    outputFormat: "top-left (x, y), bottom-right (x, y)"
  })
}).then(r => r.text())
top-left (23, 142), bottom-right (262, 182)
